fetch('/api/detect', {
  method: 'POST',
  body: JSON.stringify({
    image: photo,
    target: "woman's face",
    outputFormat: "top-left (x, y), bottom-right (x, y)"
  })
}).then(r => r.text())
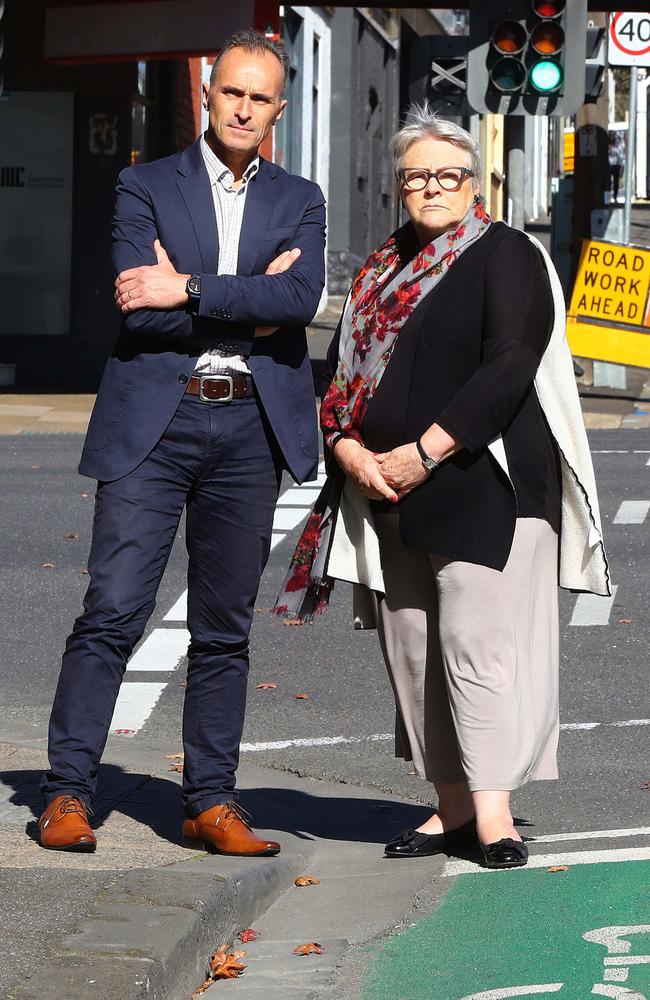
top-left (400, 137), bottom-right (477, 243)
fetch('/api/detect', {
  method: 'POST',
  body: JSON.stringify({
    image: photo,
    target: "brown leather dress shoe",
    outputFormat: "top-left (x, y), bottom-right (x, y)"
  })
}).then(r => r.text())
top-left (182, 801), bottom-right (280, 857)
top-left (39, 794), bottom-right (96, 852)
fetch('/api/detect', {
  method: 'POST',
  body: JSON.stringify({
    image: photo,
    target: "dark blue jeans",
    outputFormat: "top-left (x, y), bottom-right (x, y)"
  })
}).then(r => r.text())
top-left (42, 393), bottom-right (282, 817)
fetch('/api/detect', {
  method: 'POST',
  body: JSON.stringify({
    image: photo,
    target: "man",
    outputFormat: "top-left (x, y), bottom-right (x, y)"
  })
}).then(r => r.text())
top-left (39, 29), bottom-right (325, 856)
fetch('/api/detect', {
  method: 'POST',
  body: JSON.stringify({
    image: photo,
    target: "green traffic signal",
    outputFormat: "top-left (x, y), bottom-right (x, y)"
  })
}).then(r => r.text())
top-left (529, 59), bottom-right (563, 93)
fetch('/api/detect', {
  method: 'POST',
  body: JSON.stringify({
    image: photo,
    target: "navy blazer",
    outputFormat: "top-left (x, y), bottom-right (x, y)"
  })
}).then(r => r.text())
top-left (79, 137), bottom-right (326, 483)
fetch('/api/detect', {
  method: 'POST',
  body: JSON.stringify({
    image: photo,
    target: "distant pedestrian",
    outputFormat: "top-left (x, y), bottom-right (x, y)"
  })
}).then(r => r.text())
top-left (609, 131), bottom-right (625, 204)
top-left (39, 29), bottom-right (325, 855)
top-left (274, 107), bottom-right (610, 870)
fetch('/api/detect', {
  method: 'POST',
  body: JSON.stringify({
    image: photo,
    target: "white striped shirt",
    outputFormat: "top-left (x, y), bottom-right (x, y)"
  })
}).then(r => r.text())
top-left (194, 135), bottom-right (260, 376)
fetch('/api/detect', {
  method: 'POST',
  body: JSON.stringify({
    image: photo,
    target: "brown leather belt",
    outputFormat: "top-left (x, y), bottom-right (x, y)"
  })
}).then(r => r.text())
top-left (186, 374), bottom-right (255, 403)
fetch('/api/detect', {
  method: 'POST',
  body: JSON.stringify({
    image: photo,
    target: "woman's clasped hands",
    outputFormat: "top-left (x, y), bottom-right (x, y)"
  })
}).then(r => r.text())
top-left (333, 439), bottom-right (429, 502)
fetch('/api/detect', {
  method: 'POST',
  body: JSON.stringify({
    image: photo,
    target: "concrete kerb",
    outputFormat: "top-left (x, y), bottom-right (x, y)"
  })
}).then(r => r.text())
top-left (9, 850), bottom-right (311, 1000)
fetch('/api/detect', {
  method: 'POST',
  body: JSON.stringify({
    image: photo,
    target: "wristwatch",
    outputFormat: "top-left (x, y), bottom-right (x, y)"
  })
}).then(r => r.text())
top-left (416, 437), bottom-right (440, 473)
top-left (185, 274), bottom-right (201, 315)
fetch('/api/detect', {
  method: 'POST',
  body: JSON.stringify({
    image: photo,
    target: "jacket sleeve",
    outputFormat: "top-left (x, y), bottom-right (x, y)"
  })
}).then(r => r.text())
top-left (197, 184), bottom-right (326, 329)
top-left (112, 166), bottom-right (194, 338)
top-left (435, 231), bottom-right (554, 452)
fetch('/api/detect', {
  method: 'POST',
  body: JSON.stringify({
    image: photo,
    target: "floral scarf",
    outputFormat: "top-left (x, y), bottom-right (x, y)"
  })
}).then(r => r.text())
top-left (271, 197), bottom-right (492, 622)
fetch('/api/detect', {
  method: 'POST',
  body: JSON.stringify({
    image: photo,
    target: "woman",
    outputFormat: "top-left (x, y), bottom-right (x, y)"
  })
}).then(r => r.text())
top-left (274, 107), bottom-right (609, 869)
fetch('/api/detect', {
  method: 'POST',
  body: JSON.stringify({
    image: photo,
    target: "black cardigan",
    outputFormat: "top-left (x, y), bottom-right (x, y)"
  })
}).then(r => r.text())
top-left (322, 222), bottom-right (561, 571)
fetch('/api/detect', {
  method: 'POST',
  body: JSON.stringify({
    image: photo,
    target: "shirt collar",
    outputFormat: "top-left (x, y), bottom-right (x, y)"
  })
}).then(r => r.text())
top-left (200, 134), bottom-right (259, 191)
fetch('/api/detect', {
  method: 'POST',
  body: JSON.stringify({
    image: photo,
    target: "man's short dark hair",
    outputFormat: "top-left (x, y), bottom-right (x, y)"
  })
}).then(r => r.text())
top-left (209, 28), bottom-right (290, 97)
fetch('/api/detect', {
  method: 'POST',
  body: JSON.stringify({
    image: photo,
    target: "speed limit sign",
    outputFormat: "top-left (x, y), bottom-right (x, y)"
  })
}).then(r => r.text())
top-left (610, 11), bottom-right (650, 66)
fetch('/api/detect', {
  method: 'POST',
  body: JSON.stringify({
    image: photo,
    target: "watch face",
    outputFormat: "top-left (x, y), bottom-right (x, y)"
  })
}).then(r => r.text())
top-left (188, 276), bottom-right (201, 295)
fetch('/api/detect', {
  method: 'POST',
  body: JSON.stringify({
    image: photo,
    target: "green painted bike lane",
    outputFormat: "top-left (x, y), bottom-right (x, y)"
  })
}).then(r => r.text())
top-left (361, 861), bottom-right (650, 1000)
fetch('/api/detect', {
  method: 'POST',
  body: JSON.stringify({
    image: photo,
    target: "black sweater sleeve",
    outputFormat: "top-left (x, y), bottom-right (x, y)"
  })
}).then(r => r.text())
top-left (435, 231), bottom-right (554, 453)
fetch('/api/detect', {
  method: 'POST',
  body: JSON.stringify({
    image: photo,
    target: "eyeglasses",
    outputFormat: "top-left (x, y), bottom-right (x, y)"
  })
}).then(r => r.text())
top-left (398, 166), bottom-right (475, 192)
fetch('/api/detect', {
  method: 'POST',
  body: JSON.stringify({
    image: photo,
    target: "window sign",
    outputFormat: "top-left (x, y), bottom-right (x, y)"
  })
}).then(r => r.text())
top-left (0, 91), bottom-right (73, 336)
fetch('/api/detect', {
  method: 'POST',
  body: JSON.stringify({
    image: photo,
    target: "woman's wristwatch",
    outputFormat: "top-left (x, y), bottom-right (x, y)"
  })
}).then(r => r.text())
top-left (416, 438), bottom-right (440, 473)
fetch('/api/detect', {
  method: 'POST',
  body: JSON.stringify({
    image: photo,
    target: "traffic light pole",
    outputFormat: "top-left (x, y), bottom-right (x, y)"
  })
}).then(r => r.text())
top-left (623, 66), bottom-right (638, 245)
top-left (506, 116), bottom-right (526, 231)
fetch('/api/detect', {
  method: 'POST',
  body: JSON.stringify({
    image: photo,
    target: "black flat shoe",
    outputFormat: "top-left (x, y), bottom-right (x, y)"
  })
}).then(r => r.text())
top-left (384, 818), bottom-right (477, 858)
top-left (481, 838), bottom-right (528, 869)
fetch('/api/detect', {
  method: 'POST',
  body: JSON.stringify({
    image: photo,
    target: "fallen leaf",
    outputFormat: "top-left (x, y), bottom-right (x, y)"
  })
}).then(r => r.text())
top-left (113, 728), bottom-right (135, 735)
top-left (641, 779), bottom-right (650, 790)
top-left (67, 532), bottom-right (80, 540)
top-left (208, 945), bottom-right (247, 979)
top-left (256, 682), bottom-right (278, 690)
top-left (283, 619), bottom-right (305, 627)
top-left (238, 928), bottom-right (260, 943)
top-left (31, 464), bottom-right (40, 469)
top-left (547, 865), bottom-right (569, 873)
top-left (80, 492), bottom-right (90, 498)
top-left (164, 752), bottom-right (184, 760)
top-left (294, 692), bottom-right (309, 700)
top-left (81, 569), bottom-right (90, 575)
top-left (169, 763), bottom-right (183, 773)
top-left (293, 942), bottom-right (324, 956)
top-left (295, 875), bottom-right (320, 887)
top-left (617, 618), bottom-right (634, 624)
top-left (41, 562), bottom-right (56, 569)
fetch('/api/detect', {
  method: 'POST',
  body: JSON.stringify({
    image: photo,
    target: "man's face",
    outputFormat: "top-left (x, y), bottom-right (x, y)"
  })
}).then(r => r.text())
top-left (203, 47), bottom-right (287, 158)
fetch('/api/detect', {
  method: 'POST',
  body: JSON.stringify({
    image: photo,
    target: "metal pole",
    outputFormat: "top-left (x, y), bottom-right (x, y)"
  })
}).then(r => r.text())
top-left (506, 116), bottom-right (526, 231)
top-left (623, 65), bottom-right (638, 245)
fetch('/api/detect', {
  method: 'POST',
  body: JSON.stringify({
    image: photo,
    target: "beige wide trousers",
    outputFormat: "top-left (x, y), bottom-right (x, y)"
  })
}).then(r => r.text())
top-left (373, 513), bottom-right (560, 791)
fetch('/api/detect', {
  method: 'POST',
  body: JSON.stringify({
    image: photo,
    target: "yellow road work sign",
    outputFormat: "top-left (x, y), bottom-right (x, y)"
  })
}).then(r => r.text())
top-left (563, 129), bottom-right (574, 173)
top-left (567, 238), bottom-right (650, 368)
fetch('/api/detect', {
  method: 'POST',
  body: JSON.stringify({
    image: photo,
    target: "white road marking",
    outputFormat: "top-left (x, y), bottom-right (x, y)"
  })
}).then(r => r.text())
top-left (459, 988), bottom-right (564, 1000)
top-left (277, 487), bottom-right (321, 506)
top-left (613, 500), bottom-right (650, 524)
top-left (163, 593), bottom-right (187, 622)
top-left (126, 628), bottom-right (190, 671)
top-left (591, 450), bottom-right (650, 454)
top-left (273, 507), bottom-right (312, 531)
top-left (528, 827), bottom-right (650, 844)
top-left (110, 682), bottom-right (166, 732)
top-left (569, 586), bottom-right (618, 626)
top-left (442, 846), bottom-right (650, 877)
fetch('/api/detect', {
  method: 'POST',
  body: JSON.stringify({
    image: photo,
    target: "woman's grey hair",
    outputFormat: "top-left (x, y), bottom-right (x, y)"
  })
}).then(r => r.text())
top-left (210, 29), bottom-right (291, 97)
top-left (391, 103), bottom-right (482, 190)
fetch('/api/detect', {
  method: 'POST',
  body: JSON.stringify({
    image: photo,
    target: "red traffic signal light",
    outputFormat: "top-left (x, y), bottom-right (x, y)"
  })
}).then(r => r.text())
top-left (532, 0), bottom-right (565, 17)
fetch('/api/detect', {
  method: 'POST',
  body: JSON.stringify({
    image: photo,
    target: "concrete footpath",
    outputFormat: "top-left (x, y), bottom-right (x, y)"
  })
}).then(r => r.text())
top-left (0, 736), bottom-right (443, 1000)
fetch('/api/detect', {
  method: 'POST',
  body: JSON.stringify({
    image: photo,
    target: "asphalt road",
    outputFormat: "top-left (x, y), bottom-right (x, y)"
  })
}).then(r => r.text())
top-left (0, 430), bottom-right (648, 997)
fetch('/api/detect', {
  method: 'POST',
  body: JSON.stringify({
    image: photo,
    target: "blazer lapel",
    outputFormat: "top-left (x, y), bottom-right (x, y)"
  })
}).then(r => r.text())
top-left (237, 158), bottom-right (278, 276)
top-left (176, 138), bottom-right (218, 273)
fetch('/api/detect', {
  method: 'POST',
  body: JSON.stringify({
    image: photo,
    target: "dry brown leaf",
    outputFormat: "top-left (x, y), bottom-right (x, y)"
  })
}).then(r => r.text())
top-left (641, 779), bottom-right (650, 790)
top-left (41, 562), bottom-right (56, 569)
top-left (293, 942), bottom-right (324, 956)
top-left (164, 752), bottom-right (184, 760)
top-left (294, 692), bottom-right (309, 700)
top-left (169, 763), bottom-right (183, 773)
top-left (283, 619), bottom-right (305, 627)
top-left (67, 532), bottom-right (80, 540)
top-left (190, 978), bottom-right (213, 998)
top-left (295, 875), bottom-right (320, 887)
top-left (547, 865), bottom-right (569, 873)
top-left (256, 682), bottom-right (278, 690)
top-left (208, 945), bottom-right (247, 979)
top-left (618, 618), bottom-right (634, 624)
top-left (238, 928), bottom-right (260, 943)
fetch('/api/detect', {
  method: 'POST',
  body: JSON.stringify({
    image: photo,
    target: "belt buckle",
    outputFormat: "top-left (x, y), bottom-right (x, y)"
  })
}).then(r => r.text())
top-left (199, 374), bottom-right (233, 403)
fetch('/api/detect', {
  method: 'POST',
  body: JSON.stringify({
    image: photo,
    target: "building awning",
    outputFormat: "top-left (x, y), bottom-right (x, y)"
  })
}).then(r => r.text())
top-left (44, 0), bottom-right (255, 62)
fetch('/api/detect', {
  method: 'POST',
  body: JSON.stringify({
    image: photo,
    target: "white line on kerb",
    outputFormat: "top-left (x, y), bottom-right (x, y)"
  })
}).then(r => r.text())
top-left (238, 719), bottom-right (650, 753)
top-left (569, 585), bottom-right (618, 626)
top-left (527, 826), bottom-right (650, 844)
top-left (442, 846), bottom-right (650, 876)
top-left (613, 500), bottom-right (650, 524)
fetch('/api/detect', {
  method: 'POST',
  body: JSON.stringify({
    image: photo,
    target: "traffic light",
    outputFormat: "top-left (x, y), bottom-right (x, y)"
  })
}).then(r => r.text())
top-left (467, 0), bottom-right (588, 116)
top-left (585, 24), bottom-right (606, 102)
